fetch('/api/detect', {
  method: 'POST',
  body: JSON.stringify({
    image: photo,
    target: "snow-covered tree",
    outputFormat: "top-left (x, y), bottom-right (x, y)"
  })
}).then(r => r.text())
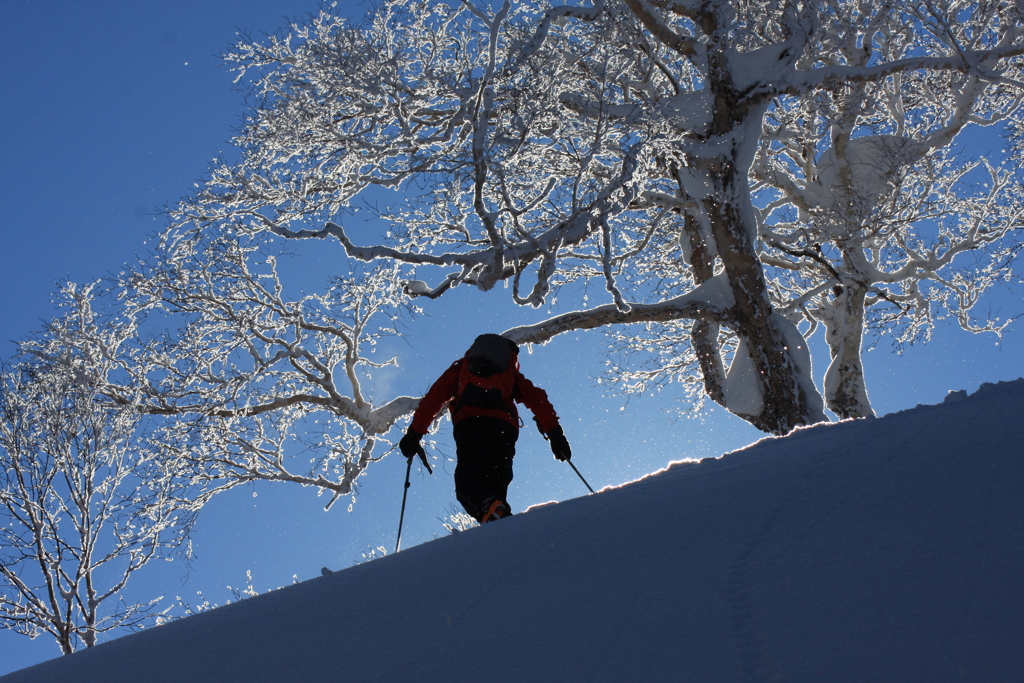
top-left (156, 0), bottom-right (1023, 437)
top-left (759, 145), bottom-right (1023, 419)
top-left (589, 2), bottom-right (1024, 421)
top-left (115, 227), bottom-right (418, 508)
top-left (0, 285), bottom-right (201, 654)
top-left (748, 3), bottom-right (1024, 418)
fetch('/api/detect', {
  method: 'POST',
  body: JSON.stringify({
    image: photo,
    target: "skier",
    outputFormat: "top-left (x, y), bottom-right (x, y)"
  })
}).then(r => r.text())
top-left (399, 333), bottom-right (572, 523)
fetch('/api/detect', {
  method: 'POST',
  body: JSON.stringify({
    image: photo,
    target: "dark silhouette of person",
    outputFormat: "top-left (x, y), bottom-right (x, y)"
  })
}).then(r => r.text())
top-left (400, 334), bottom-right (571, 523)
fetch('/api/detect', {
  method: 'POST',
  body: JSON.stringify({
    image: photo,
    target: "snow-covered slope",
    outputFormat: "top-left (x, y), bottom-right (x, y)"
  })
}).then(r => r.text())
top-left (4, 380), bottom-right (1023, 683)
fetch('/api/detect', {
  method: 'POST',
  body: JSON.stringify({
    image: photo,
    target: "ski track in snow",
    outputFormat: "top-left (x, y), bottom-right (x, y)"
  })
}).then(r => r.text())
top-left (723, 454), bottom-right (821, 683)
top-left (721, 407), bottom-right (941, 683)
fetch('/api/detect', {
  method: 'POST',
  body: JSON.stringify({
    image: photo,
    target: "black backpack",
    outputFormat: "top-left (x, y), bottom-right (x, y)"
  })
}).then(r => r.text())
top-left (455, 334), bottom-right (519, 412)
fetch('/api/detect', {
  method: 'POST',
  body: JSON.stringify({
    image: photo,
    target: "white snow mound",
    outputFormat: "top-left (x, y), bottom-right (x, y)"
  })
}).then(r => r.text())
top-left (4, 379), bottom-right (1023, 683)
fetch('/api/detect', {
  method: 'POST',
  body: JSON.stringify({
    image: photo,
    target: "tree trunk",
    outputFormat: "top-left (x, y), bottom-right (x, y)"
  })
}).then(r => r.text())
top-left (693, 33), bottom-right (825, 434)
top-left (683, 214), bottom-right (728, 406)
top-left (692, 319), bottom-right (727, 406)
top-left (708, 192), bottom-right (819, 432)
top-left (704, 153), bottom-right (823, 434)
top-left (822, 282), bottom-right (874, 419)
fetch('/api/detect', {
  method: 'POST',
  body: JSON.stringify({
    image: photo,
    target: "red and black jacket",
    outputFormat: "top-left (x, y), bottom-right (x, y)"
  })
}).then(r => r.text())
top-left (410, 357), bottom-right (560, 435)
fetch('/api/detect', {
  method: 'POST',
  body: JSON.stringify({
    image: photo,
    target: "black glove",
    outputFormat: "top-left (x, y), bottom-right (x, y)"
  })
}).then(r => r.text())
top-left (399, 429), bottom-right (431, 473)
top-left (547, 425), bottom-right (572, 462)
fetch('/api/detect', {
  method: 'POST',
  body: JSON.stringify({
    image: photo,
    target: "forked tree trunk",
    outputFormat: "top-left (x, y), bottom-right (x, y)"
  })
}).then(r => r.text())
top-left (823, 282), bottom-right (874, 419)
top-left (704, 168), bottom-right (823, 434)
top-left (679, 27), bottom-right (825, 435)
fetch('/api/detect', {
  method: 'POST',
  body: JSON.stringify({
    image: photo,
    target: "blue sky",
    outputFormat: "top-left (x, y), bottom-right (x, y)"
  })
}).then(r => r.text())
top-left (2, 0), bottom-right (1022, 673)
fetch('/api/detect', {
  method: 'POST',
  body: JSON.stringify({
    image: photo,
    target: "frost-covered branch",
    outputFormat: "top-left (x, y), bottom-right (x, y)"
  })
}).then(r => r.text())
top-left (753, 5), bottom-right (1024, 418)
top-left (155, 0), bottom-right (1023, 434)
top-left (110, 223), bottom-right (425, 500)
top-left (504, 273), bottom-right (734, 344)
top-left (0, 286), bottom-right (200, 654)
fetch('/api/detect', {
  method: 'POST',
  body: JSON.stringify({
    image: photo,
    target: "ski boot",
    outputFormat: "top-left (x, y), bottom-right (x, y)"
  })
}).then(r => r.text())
top-left (480, 498), bottom-right (512, 523)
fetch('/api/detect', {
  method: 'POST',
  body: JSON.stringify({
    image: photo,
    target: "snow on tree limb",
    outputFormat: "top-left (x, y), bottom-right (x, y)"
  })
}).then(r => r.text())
top-left (105, 225), bottom-right (427, 500)
top-left (503, 273), bottom-right (734, 345)
top-left (752, 0), bottom-right (1024, 418)
top-left (142, 0), bottom-right (1022, 448)
top-left (783, 46), bottom-right (1024, 98)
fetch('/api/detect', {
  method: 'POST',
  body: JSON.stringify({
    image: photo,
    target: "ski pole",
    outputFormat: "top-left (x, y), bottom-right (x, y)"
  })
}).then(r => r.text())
top-left (395, 456), bottom-right (414, 554)
top-left (395, 448), bottom-right (432, 554)
top-left (567, 460), bottom-right (595, 494)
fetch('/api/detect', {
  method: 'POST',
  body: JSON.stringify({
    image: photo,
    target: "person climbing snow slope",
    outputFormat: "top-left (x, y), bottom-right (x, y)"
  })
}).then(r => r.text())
top-left (399, 333), bottom-right (572, 523)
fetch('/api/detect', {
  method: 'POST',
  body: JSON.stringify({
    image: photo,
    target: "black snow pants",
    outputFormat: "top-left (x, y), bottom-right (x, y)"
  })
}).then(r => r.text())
top-left (452, 416), bottom-right (518, 522)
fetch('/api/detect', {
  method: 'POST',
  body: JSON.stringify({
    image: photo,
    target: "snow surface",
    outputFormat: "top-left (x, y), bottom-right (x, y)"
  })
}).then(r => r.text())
top-left (4, 379), bottom-right (1023, 683)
